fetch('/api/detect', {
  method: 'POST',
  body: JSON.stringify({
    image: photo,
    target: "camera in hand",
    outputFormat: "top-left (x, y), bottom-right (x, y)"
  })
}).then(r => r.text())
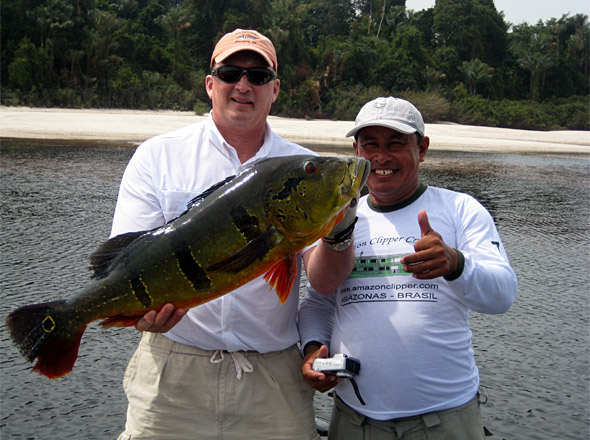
top-left (312, 354), bottom-right (365, 405)
top-left (312, 353), bottom-right (360, 378)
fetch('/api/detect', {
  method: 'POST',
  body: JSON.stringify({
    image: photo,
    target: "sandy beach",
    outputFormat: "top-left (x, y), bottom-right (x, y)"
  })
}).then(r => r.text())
top-left (1, 106), bottom-right (588, 155)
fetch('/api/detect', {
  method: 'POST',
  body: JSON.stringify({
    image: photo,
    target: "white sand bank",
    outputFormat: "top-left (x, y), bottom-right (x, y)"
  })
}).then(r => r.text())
top-left (1, 107), bottom-right (588, 156)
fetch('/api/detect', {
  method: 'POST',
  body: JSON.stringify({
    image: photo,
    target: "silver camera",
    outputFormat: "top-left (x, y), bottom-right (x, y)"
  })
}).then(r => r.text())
top-left (312, 353), bottom-right (361, 378)
top-left (312, 353), bottom-right (365, 405)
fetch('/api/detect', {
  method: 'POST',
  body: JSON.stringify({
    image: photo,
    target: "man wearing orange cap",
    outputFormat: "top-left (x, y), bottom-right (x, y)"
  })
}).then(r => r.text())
top-left (112, 29), bottom-right (356, 439)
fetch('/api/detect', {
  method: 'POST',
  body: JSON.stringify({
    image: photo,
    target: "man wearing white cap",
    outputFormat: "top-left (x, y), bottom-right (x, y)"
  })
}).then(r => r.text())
top-left (299, 97), bottom-right (517, 439)
top-left (113, 29), bottom-right (356, 440)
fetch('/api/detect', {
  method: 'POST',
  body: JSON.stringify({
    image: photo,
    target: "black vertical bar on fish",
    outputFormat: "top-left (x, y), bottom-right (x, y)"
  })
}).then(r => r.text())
top-left (174, 247), bottom-right (211, 291)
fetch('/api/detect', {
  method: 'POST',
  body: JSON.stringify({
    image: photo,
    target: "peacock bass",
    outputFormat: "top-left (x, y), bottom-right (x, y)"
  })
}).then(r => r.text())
top-left (6, 155), bottom-right (370, 379)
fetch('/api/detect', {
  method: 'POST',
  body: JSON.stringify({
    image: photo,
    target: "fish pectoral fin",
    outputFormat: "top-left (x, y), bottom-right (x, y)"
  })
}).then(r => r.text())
top-left (89, 231), bottom-right (148, 279)
top-left (99, 314), bottom-right (142, 328)
top-left (206, 227), bottom-right (276, 274)
top-left (263, 255), bottom-right (297, 304)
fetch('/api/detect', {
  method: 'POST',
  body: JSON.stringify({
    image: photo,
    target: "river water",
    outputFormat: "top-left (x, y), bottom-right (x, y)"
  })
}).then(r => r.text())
top-left (0, 139), bottom-right (588, 439)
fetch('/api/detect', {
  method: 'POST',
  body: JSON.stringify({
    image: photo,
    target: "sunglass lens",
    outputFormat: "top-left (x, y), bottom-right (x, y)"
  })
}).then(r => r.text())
top-left (248, 69), bottom-right (273, 85)
top-left (217, 67), bottom-right (242, 83)
top-left (215, 67), bottom-right (274, 85)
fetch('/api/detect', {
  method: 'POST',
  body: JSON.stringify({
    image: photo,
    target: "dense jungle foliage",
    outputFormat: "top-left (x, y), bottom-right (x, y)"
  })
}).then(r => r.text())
top-left (2, 0), bottom-right (589, 129)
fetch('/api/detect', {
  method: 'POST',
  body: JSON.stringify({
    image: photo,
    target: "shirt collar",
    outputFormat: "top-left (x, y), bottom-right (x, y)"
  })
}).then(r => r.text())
top-left (368, 183), bottom-right (428, 212)
top-left (206, 113), bottom-right (273, 170)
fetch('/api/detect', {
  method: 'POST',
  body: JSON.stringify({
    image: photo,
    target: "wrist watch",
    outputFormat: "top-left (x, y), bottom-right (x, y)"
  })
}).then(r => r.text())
top-left (322, 237), bottom-right (353, 251)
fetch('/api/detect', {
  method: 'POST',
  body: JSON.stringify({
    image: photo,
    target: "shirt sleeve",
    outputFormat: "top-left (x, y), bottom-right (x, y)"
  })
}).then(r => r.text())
top-left (450, 196), bottom-right (517, 314)
top-left (110, 143), bottom-right (165, 237)
top-left (298, 283), bottom-right (337, 350)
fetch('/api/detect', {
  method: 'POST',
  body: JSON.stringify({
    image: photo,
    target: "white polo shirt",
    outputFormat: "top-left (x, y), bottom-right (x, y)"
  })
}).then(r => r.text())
top-left (111, 114), bottom-right (316, 352)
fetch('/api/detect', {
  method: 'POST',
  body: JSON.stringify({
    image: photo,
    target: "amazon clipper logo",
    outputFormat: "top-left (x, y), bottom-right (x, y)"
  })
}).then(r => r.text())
top-left (341, 253), bottom-right (439, 306)
top-left (348, 254), bottom-right (411, 278)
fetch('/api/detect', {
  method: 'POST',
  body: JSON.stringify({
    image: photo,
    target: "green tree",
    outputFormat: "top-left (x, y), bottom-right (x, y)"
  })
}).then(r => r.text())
top-left (567, 15), bottom-right (590, 93)
top-left (7, 37), bottom-right (48, 89)
top-left (542, 14), bottom-right (590, 97)
top-left (266, 0), bottom-right (310, 90)
top-left (31, 0), bottom-right (95, 86)
top-left (409, 6), bottom-right (435, 48)
top-left (460, 58), bottom-right (493, 95)
top-left (84, 10), bottom-right (124, 87)
top-left (302, 0), bottom-right (354, 45)
top-left (424, 66), bottom-right (446, 91)
top-left (155, 5), bottom-right (191, 82)
top-left (350, 0), bottom-right (405, 38)
top-left (510, 22), bottom-right (557, 100)
top-left (373, 24), bottom-right (430, 91)
top-left (383, 4), bottom-right (409, 38)
top-left (433, 0), bottom-right (507, 66)
top-left (1, 0), bottom-right (40, 84)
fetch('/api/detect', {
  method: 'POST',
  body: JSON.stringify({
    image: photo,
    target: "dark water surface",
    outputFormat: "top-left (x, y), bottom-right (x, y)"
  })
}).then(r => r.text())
top-left (1, 140), bottom-right (588, 439)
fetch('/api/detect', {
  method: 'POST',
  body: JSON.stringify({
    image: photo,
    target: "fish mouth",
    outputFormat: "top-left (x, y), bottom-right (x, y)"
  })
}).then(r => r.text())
top-left (343, 157), bottom-right (370, 198)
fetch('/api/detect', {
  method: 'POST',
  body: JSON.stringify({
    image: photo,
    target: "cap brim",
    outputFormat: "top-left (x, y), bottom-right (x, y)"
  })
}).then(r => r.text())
top-left (345, 121), bottom-right (419, 138)
top-left (213, 47), bottom-right (275, 70)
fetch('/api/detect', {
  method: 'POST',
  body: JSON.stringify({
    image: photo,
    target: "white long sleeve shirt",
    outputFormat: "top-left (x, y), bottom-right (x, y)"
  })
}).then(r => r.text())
top-left (111, 114), bottom-right (315, 352)
top-left (299, 186), bottom-right (517, 420)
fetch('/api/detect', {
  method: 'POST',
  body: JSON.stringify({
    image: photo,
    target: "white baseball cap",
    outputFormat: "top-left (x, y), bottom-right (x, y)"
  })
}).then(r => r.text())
top-left (346, 96), bottom-right (425, 138)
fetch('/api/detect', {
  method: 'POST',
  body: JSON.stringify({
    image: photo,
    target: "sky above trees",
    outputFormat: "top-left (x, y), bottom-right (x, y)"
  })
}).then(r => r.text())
top-left (406, 0), bottom-right (589, 25)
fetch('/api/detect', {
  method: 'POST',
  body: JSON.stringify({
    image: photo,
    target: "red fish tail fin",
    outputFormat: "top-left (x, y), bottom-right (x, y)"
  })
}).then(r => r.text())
top-left (6, 300), bottom-right (86, 379)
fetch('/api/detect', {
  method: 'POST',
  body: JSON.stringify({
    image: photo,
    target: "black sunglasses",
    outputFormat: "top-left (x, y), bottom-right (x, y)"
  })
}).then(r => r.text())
top-left (211, 66), bottom-right (277, 86)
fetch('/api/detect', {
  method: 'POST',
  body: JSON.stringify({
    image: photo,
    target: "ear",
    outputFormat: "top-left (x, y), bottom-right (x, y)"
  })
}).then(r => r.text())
top-left (418, 136), bottom-right (429, 163)
top-left (206, 75), bottom-right (214, 99)
top-left (353, 141), bottom-right (359, 157)
top-left (271, 78), bottom-right (280, 103)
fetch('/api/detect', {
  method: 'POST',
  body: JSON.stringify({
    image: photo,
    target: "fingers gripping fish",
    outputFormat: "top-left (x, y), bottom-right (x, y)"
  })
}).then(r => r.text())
top-left (6, 155), bottom-right (370, 379)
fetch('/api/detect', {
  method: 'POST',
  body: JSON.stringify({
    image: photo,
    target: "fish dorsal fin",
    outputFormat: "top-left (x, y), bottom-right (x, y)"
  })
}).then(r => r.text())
top-left (89, 175), bottom-right (238, 280)
top-left (206, 227), bottom-right (277, 274)
top-left (170, 175), bottom-right (237, 220)
top-left (89, 231), bottom-right (147, 279)
top-left (186, 175), bottom-right (236, 209)
top-left (263, 255), bottom-right (297, 304)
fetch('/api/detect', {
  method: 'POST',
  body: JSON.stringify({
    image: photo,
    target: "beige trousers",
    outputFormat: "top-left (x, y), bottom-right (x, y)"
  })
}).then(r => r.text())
top-left (117, 332), bottom-right (319, 440)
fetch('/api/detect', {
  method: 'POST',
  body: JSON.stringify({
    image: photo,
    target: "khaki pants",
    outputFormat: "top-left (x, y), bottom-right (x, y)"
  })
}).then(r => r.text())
top-left (328, 394), bottom-right (485, 440)
top-left (118, 332), bottom-right (319, 440)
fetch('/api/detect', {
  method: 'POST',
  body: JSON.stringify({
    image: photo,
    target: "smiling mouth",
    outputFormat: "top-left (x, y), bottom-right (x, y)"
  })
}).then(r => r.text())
top-left (232, 97), bottom-right (252, 105)
top-left (374, 169), bottom-right (396, 175)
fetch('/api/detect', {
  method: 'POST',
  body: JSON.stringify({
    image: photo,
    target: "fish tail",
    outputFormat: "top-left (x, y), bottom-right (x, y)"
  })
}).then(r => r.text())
top-left (6, 300), bottom-right (86, 379)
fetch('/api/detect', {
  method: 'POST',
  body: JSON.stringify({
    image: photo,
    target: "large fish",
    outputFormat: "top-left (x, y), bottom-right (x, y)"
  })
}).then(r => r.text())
top-left (6, 155), bottom-right (370, 379)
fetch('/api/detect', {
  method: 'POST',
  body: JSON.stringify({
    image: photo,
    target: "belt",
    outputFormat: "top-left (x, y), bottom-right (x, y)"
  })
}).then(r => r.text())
top-left (334, 393), bottom-right (479, 429)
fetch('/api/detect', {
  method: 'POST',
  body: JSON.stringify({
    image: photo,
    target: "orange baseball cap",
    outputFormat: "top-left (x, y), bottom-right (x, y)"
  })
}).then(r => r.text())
top-left (210, 29), bottom-right (278, 72)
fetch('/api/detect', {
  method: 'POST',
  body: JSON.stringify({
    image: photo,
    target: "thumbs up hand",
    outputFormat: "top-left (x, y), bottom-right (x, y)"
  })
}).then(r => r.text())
top-left (400, 210), bottom-right (459, 280)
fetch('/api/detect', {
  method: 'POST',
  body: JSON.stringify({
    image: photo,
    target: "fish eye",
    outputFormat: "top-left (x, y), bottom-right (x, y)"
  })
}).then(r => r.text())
top-left (304, 161), bottom-right (319, 174)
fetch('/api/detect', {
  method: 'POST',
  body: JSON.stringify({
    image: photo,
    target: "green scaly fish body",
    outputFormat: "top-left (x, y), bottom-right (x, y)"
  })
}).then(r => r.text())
top-left (6, 155), bottom-right (370, 379)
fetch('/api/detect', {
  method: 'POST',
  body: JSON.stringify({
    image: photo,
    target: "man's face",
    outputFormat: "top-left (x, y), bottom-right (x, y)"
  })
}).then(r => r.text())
top-left (354, 126), bottom-right (429, 206)
top-left (206, 51), bottom-right (280, 134)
